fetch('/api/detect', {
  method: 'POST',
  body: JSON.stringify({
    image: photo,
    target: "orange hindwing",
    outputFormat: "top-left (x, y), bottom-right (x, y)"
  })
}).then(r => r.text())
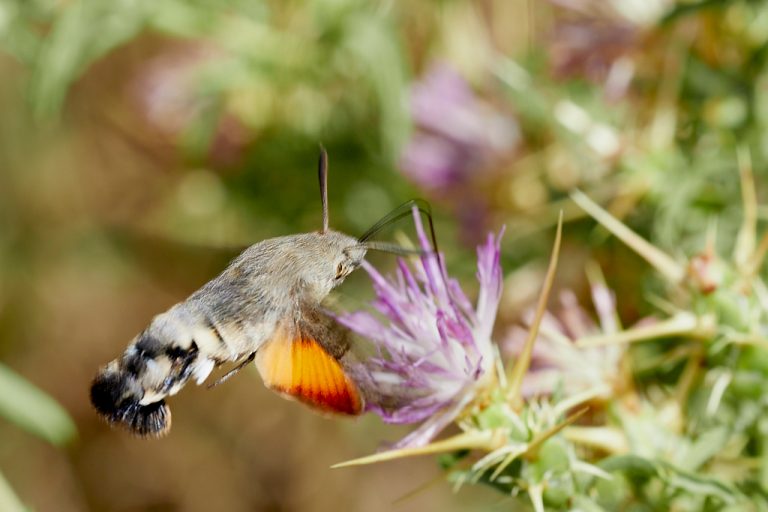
top-left (255, 331), bottom-right (362, 415)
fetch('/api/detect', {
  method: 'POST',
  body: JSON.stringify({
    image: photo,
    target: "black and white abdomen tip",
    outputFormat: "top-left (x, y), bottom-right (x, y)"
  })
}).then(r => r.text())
top-left (90, 309), bottom-right (222, 437)
top-left (90, 365), bottom-right (171, 438)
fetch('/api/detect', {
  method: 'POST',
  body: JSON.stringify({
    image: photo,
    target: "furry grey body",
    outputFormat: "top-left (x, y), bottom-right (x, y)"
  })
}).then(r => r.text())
top-left (90, 230), bottom-right (366, 437)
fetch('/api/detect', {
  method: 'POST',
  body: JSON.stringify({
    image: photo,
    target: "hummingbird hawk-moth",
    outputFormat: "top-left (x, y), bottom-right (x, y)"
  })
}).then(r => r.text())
top-left (90, 149), bottom-right (434, 437)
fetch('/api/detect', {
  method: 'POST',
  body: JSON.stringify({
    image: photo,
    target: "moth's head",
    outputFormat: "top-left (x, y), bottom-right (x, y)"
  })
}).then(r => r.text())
top-left (300, 148), bottom-right (367, 299)
top-left (299, 230), bottom-right (367, 299)
top-left (302, 147), bottom-right (430, 300)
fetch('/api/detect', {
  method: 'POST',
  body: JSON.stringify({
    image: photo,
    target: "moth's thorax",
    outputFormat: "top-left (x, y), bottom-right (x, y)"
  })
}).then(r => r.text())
top-left (236, 230), bottom-right (366, 303)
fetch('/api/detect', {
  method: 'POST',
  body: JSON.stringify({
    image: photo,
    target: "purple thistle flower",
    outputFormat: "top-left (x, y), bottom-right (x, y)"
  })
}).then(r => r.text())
top-left (504, 284), bottom-right (626, 399)
top-left (338, 211), bottom-right (504, 448)
top-left (399, 63), bottom-right (519, 191)
top-left (399, 63), bottom-right (518, 244)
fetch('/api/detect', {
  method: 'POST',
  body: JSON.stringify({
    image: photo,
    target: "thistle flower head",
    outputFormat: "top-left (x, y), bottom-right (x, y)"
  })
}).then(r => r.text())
top-left (338, 210), bottom-right (504, 448)
top-left (504, 283), bottom-right (625, 399)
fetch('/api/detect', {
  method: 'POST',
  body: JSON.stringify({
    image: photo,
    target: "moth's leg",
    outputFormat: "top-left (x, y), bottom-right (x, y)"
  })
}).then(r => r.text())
top-left (206, 352), bottom-right (256, 389)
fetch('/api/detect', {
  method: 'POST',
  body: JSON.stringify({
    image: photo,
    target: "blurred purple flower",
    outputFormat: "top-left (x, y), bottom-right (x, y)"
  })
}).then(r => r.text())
top-left (548, 0), bottom-right (671, 100)
top-left (504, 284), bottom-right (625, 399)
top-left (400, 64), bottom-right (519, 191)
top-left (132, 43), bottom-right (249, 165)
top-left (339, 210), bottom-right (504, 448)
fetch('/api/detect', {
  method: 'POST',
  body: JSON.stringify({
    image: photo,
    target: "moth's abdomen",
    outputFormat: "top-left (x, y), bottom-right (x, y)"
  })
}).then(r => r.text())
top-left (90, 312), bottom-right (211, 438)
top-left (90, 292), bottom-right (275, 437)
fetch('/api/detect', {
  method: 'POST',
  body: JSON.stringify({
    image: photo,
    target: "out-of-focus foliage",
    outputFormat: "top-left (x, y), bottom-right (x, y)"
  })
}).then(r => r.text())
top-left (3, 0), bottom-right (410, 159)
top-left (332, 0), bottom-right (768, 508)
top-left (0, 362), bottom-right (76, 445)
top-left (4, 0), bottom-right (768, 510)
top-left (0, 470), bottom-right (26, 512)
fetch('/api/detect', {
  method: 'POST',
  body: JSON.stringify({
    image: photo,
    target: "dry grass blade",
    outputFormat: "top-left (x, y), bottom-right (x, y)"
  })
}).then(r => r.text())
top-left (507, 211), bottom-right (563, 409)
top-left (575, 312), bottom-right (705, 348)
top-left (746, 232), bottom-right (768, 278)
top-left (331, 429), bottom-right (503, 469)
top-left (564, 426), bottom-right (629, 454)
top-left (734, 145), bottom-right (756, 267)
top-left (570, 190), bottom-right (685, 284)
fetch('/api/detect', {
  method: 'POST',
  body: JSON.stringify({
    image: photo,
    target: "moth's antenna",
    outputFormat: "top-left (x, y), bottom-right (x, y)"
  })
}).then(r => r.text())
top-left (359, 199), bottom-right (430, 241)
top-left (360, 198), bottom-right (447, 297)
top-left (358, 198), bottom-right (439, 255)
top-left (318, 145), bottom-right (329, 234)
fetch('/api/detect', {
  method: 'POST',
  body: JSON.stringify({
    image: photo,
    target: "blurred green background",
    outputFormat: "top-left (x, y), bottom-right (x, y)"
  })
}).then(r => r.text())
top-left (2, 0), bottom-right (768, 510)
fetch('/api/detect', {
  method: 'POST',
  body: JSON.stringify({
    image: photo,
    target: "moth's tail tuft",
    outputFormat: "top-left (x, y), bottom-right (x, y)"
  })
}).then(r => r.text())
top-left (90, 366), bottom-right (171, 438)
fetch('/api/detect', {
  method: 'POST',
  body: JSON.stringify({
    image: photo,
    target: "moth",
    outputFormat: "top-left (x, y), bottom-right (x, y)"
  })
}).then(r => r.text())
top-left (90, 149), bottom-right (434, 437)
